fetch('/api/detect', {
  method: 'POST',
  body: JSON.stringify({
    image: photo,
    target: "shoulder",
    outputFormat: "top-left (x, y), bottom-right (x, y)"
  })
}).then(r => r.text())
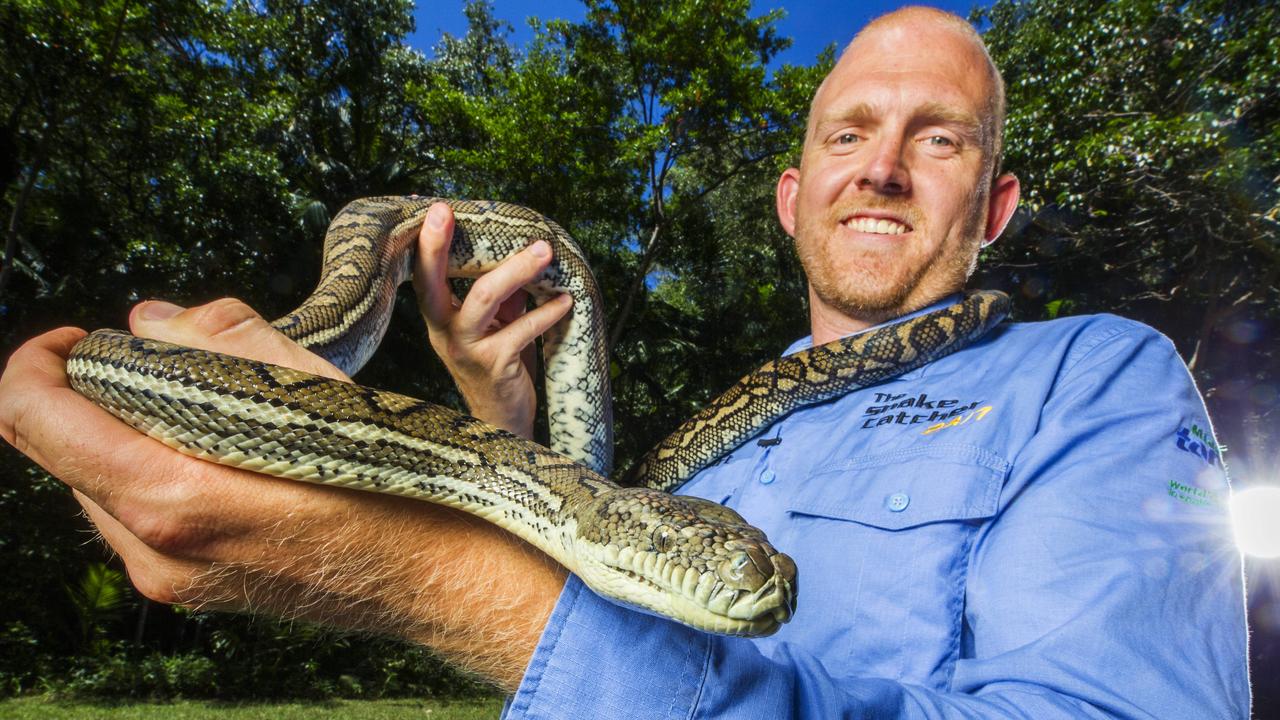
top-left (1000, 312), bottom-right (1167, 347)
top-left (993, 313), bottom-right (1182, 377)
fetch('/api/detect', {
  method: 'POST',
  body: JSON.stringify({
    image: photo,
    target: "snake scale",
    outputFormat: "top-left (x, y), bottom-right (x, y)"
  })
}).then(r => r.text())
top-left (65, 196), bottom-right (1009, 637)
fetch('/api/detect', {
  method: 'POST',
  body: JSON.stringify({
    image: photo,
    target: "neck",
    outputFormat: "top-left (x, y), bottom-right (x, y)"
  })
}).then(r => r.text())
top-left (808, 295), bottom-right (876, 346)
top-left (807, 286), bottom-right (961, 346)
top-left (808, 283), bottom-right (890, 345)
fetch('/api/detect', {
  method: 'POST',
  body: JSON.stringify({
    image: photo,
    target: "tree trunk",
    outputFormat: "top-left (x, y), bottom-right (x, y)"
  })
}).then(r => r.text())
top-left (0, 160), bottom-right (41, 302)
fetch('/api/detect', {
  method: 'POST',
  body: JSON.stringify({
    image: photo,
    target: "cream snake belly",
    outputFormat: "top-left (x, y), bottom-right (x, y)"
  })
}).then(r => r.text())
top-left (66, 195), bottom-right (1009, 636)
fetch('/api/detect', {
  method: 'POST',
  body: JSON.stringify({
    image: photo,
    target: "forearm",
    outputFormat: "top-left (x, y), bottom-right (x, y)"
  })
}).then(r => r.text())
top-left (334, 503), bottom-right (565, 690)
top-left (185, 487), bottom-right (563, 690)
top-left (0, 304), bottom-right (564, 691)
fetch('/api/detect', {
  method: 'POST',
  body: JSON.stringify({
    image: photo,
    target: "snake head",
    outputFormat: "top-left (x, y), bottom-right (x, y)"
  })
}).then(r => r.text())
top-left (571, 487), bottom-right (797, 637)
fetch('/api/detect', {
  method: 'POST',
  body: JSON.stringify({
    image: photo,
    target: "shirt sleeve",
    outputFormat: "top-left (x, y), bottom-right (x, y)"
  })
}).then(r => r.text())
top-left (504, 320), bottom-right (1250, 719)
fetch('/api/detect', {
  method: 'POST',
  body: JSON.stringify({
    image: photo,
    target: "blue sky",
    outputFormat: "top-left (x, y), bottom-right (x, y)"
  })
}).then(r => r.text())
top-left (409, 1), bottom-right (979, 66)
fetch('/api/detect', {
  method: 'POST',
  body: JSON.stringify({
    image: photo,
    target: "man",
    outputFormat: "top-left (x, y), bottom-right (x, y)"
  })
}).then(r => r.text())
top-left (0, 7), bottom-right (1249, 717)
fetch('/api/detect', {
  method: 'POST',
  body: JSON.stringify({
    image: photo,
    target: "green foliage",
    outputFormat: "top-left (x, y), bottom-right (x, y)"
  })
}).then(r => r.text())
top-left (38, 627), bottom-right (489, 701)
top-left (66, 564), bottom-right (131, 649)
top-left (975, 0), bottom-right (1278, 459)
top-left (0, 0), bottom-right (491, 700)
top-left (62, 648), bottom-right (219, 698)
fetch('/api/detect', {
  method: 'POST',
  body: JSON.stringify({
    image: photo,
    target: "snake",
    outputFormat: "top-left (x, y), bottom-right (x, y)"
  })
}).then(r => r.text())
top-left (64, 196), bottom-right (1010, 637)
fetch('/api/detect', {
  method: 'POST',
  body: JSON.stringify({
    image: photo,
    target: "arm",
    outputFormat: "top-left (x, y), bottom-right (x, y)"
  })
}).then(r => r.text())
top-left (0, 202), bottom-right (576, 689)
top-left (507, 322), bottom-right (1249, 719)
top-left (0, 299), bottom-right (565, 691)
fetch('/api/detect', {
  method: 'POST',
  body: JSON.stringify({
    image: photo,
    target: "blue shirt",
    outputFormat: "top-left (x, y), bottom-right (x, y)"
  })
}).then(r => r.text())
top-left (505, 299), bottom-right (1250, 718)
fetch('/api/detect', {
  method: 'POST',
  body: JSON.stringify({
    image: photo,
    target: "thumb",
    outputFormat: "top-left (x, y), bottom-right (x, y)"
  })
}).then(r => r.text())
top-left (130, 298), bottom-right (350, 382)
top-left (413, 202), bottom-right (458, 331)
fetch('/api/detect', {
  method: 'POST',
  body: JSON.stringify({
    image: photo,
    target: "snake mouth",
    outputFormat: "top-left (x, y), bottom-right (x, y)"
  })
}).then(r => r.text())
top-left (572, 489), bottom-right (798, 636)
top-left (582, 549), bottom-right (797, 637)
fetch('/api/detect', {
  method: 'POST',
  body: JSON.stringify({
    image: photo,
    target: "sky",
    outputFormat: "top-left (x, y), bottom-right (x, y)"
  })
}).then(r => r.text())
top-left (408, 1), bottom-right (978, 67)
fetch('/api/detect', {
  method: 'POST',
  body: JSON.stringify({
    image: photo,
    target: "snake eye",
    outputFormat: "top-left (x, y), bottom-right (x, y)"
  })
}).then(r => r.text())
top-left (652, 524), bottom-right (676, 554)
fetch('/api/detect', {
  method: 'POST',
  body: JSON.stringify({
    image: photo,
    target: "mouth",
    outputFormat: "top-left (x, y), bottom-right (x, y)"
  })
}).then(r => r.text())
top-left (587, 549), bottom-right (797, 637)
top-left (841, 213), bottom-right (913, 236)
top-left (598, 563), bottom-right (794, 637)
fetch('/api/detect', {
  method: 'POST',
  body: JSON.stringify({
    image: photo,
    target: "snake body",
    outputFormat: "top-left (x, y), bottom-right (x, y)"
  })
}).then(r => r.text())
top-left (65, 196), bottom-right (1008, 637)
top-left (270, 197), bottom-right (613, 475)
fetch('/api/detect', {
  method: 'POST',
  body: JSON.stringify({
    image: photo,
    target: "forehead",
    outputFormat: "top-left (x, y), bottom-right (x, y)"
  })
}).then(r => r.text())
top-left (809, 22), bottom-right (992, 130)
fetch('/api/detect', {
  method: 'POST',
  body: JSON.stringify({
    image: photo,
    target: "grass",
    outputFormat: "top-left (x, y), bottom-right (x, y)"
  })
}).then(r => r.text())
top-left (0, 697), bottom-right (504, 719)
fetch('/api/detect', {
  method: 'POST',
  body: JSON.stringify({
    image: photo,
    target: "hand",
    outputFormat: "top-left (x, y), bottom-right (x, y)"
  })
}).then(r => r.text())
top-left (0, 298), bottom-right (565, 690)
top-left (414, 202), bottom-right (573, 439)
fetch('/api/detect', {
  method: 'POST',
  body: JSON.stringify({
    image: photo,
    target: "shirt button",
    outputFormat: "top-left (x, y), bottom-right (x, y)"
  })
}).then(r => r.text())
top-left (887, 492), bottom-right (910, 512)
top-left (760, 469), bottom-right (776, 485)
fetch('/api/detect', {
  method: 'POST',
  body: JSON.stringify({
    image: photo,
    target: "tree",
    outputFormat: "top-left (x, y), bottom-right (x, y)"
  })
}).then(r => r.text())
top-left (976, 0), bottom-right (1279, 461)
top-left (0, 0), bottom-right (488, 698)
top-left (408, 0), bottom-right (825, 466)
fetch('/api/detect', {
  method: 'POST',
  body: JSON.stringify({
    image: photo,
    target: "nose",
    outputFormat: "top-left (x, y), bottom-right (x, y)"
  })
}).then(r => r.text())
top-left (857, 135), bottom-right (910, 194)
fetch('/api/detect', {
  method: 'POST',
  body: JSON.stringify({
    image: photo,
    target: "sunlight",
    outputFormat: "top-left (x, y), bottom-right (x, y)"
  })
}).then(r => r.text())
top-left (1230, 486), bottom-right (1280, 558)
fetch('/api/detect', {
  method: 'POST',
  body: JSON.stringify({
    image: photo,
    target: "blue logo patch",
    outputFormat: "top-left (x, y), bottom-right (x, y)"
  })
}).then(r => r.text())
top-left (1174, 424), bottom-right (1222, 467)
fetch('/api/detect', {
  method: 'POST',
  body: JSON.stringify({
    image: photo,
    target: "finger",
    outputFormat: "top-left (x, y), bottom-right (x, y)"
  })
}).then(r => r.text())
top-left (0, 337), bottom-right (186, 511)
top-left (494, 293), bottom-right (574, 353)
top-left (413, 202), bottom-right (457, 331)
top-left (494, 288), bottom-right (531, 327)
top-left (454, 240), bottom-right (553, 343)
top-left (130, 298), bottom-right (348, 381)
top-left (0, 326), bottom-right (89, 467)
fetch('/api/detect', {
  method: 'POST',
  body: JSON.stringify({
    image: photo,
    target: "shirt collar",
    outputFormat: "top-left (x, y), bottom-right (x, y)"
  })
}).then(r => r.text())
top-left (782, 293), bottom-right (965, 357)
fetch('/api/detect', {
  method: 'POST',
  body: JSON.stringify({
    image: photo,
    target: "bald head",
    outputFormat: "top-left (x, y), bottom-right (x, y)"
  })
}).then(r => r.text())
top-left (777, 6), bottom-right (1022, 337)
top-left (813, 6), bottom-right (1006, 182)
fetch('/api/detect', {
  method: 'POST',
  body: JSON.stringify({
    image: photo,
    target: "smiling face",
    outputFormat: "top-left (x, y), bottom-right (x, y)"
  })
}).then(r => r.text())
top-left (777, 11), bottom-right (1020, 342)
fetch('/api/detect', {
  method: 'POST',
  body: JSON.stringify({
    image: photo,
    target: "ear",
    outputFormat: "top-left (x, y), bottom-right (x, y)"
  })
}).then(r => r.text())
top-left (776, 167), bottom-right (801, 237)
top-left (982, 173), bottom-right (1021, 247)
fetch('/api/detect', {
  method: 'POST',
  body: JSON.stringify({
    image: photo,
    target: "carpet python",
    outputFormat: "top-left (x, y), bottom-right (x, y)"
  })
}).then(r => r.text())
top-left (66, 195), bottom-right (1009, 637)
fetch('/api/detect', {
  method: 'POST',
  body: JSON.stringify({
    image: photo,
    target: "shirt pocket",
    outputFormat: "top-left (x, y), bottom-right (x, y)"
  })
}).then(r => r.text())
top-left (776, 443), bottom-right (1007, 688)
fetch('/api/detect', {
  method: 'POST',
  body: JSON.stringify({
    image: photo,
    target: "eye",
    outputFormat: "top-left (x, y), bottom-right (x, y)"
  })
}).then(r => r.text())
top-left (835, 132), bottom-right (860, 145)
top-left (925, 135), bottom-right (954, 146)
top-left (652, 524), bottom-right (676, 554)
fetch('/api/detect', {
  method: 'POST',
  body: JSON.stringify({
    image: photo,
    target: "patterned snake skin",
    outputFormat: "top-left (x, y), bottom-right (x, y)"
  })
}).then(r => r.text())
top-left (65, 196), bottom-right (1009, 636)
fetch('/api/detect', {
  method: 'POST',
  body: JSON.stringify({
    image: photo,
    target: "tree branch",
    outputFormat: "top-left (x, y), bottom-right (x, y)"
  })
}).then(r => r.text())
top-left (0, 159), bottom-right (43, 301)
top-left (608, 220), bottom-right (662, 350)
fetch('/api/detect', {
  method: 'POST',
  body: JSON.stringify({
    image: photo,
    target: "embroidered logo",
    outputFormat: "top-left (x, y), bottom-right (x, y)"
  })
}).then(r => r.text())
top-left (1168, 480), bottom-right (1223, 508)
top-left (859, 391), bottom-right (988, 430)
top-left (922, 405), bottom-right (994, 435)
top-left (1174, 424), bottom-right (1223, 467)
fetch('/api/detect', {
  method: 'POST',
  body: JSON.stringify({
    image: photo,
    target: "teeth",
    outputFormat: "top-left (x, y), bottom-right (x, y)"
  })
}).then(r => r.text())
top-left (695, 573), bottom-right (715, 605)
top-left (846, 216), bottom-right (908, 235)
top-left (708, 584), bottom-right (732, 614)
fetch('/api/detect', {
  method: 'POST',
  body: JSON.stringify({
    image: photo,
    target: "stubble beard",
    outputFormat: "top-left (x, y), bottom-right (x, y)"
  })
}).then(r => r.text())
top-left (793, 190), bottom-right (989, 324)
